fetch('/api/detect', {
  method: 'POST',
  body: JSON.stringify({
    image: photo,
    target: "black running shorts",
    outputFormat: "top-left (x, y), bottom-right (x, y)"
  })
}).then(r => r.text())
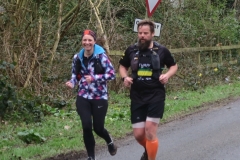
top-left (130, 100), bottom-right (165, 124)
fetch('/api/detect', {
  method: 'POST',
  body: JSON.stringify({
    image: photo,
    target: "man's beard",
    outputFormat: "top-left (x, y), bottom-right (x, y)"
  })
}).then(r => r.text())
top-left (137, 39), bottom-right (152, 51)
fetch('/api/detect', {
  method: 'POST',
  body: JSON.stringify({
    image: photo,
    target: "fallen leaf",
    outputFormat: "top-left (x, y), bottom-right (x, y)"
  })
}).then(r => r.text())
top-left (64, 126), bottom-right (70, 130)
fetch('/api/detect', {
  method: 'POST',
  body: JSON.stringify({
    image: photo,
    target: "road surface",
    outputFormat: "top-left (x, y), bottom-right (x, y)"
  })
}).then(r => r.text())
top-left (95, 98), bottom-right (240, 160)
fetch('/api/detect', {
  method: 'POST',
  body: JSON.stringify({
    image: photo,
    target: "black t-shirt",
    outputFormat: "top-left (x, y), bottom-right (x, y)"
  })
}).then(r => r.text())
top-left (119, 42), bottom-right (176, 104)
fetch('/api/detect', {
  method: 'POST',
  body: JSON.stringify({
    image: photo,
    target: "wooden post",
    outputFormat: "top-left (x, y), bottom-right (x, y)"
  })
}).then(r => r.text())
top-left (210, 43), bottom-right (213, 64)
top-left (229, 41), bottom-right (232, 61)
top-left (216, 43), bottom-right (223, 64)
top-left (239, 42), bottom-right (240, 57)
top-left (145, 8), bottom-right (148, 19)
top-left (238, 42), bottom-right (240, 64)
top-left (197, 43), bottom-right (201, 65)
top-left (219, 50), bottom-right (223, 64)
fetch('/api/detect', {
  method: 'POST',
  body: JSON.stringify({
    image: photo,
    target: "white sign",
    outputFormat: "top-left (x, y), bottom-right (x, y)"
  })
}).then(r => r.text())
top-left (146, 0), bottom-right (161, 17)
top-left (133, 18), bottom-right (161, 37)
top-left (0, 6), bottom-right (6, 14)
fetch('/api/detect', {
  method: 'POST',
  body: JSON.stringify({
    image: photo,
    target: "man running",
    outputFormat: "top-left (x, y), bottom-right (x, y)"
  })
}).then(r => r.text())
top-left (119, 19), bottom-right (178, 160)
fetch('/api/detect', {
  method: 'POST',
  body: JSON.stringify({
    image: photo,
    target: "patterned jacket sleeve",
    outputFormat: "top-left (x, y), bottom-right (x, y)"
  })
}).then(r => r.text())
top-left (93, 54), bottom-right (116, 82)
top-left (70, 54), bottom-right (79, 87)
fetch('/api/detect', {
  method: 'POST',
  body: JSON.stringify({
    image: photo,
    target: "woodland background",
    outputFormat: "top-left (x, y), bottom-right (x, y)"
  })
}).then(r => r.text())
top-left (1, 0), bottom-right (240, 122)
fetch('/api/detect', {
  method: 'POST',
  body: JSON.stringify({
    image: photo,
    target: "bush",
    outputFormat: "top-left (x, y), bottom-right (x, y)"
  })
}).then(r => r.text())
top-left (0, 61), bottom-right (17, 120)
top-left (0, 61), bottom-right (70, 122)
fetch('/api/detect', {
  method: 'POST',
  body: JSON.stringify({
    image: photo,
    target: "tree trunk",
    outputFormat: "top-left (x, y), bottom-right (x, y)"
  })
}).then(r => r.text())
top-left (233, 0), bottom-right (240, 21)
top-left (49, 0), bottom-right (63, 68)
top-left (88, 0), bottom-right (111, 56)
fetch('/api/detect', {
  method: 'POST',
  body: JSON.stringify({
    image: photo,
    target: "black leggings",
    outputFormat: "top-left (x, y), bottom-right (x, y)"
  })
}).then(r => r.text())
top-left (76, 96), bottom-right (112, 158)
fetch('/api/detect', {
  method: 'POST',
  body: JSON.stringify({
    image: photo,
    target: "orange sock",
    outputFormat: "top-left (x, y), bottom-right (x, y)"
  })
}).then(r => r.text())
top-left (137, 137), bottom-right (147, 148)
top-left (146, 139), bottom-right (159, 160)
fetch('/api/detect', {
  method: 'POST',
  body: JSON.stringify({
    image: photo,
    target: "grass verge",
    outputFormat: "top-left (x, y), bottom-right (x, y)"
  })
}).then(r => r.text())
top-left (1, 81), bottom-right (240, 160)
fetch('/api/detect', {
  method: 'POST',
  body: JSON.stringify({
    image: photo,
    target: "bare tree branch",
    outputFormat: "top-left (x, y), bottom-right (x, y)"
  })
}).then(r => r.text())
top-left (23, 17), bottom-right (42, 88)
top-left (49, 0), bottom-right (63, 68)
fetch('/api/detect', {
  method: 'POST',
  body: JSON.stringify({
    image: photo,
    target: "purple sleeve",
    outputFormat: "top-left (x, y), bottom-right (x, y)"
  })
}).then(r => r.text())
top-left (93, 54), bottom-right (116, 82)
top-left (70, 54), bottom-right (79, 87)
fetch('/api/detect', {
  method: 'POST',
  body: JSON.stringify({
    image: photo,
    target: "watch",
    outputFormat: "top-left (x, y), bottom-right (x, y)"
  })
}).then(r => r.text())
top-left (122, 76), bottom-right (127, 81)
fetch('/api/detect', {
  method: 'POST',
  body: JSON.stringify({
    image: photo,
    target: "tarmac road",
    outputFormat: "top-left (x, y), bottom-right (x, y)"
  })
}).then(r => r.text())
top-left (96, 98), bottom-right (240, 160)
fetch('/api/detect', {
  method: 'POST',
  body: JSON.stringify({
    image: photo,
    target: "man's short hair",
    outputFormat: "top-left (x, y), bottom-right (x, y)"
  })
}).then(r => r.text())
top-left (137, 19), bottom-right (155, 33)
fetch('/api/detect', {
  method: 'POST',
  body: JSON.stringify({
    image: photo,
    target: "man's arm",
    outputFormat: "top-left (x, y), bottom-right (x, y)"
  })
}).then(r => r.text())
top-left (119, 65), bottom-right (133, 87)
top-left (119, 65), bottom-right (128, 79)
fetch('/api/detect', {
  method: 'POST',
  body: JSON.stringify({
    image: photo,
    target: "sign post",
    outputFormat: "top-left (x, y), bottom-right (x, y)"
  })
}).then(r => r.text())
top-left (133, 18), bottom-right (161, 37)
top-left (145, 0), bottom-right (161, 17)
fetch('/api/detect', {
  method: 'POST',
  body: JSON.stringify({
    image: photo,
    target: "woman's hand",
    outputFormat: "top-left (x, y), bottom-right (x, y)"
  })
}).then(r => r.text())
top-left (84, 75), bottom-right (93, 84)
top-left (65, 81), bottom-right (74, 89)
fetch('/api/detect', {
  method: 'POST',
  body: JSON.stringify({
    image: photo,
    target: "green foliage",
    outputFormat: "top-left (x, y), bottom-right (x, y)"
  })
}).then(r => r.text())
top-left (0, 61), bottom-right (17, 120)
top-left (0, 61), bottom-right (71, 122)
top-left (218, 14), bottom-right (240, 42)
top-left (106, 92), bottom-right (131, 123)
top-left (42, 103), bottom-right (74, 117)
top-left (0, 63), bottom-right (43, 122)
top-left (106, 110), bottom-right (130, 123)
top-left (159, 0), bottom-right (240, 47)
top-left (17, 129), bottom-right (46, 144)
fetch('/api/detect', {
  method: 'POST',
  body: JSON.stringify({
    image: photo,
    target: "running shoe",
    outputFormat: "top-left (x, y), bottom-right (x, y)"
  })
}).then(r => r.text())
top-left (140, 151), bottom-right (148, 160)
top-left (108, 142), bottom-right (117, 156)
top-left (87, 157), bottom-right (95, 160)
